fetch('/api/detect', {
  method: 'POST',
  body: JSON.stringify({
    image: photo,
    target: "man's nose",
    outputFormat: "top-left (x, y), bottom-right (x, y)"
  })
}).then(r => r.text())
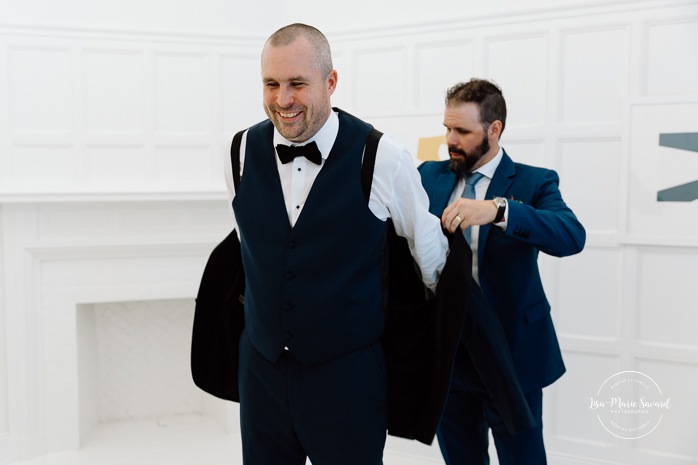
top-left (276, 85), bottom-right (294, 108)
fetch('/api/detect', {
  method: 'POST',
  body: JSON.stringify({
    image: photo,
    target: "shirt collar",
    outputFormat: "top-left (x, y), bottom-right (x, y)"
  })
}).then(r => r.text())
top-left (473, 147), bottom-right (504, 180)
top-left (272, 110), bottom-right (339, 161)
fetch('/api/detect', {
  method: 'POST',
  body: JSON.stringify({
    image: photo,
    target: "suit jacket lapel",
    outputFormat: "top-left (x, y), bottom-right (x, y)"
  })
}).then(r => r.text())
top-left (479, 151), bottom-right (516, 263)
top-left (432, 171), bottom-right (458, 215)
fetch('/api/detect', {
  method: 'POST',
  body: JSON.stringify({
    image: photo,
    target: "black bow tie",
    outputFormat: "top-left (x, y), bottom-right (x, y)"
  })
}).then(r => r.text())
top-left (276, 141), bottom-right (322, 165)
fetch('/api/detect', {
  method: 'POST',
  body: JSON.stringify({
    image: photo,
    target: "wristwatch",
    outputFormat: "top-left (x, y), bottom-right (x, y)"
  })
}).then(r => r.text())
top-left (492, 197), bottom-right (506, 223)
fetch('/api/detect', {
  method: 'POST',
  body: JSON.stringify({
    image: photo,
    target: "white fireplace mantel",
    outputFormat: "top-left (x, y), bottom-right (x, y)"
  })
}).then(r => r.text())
top-left (0, 192), bottom-right (237, 463)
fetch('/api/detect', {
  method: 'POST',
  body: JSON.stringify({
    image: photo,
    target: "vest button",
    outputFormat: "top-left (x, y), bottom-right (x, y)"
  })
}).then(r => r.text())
top-left (283, 303), bottom-right (292, 312)
top-left (288, 241), bottom-right (297, 249)
top-left (285, 272), bottom-right (294, 280)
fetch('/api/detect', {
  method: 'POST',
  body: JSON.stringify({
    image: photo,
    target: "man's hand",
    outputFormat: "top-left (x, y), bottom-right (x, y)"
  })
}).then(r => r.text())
top-left (442, 198), bottom-right (498, 233)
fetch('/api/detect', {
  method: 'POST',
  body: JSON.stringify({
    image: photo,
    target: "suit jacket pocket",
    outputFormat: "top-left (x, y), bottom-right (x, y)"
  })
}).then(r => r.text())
top-left (523, 299), bottom-right (551, 324)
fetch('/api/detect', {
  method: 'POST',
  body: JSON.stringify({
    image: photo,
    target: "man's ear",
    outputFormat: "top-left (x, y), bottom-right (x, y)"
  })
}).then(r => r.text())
top-left (489, 120), bottom-right (503, 140)
top-left (326, 69), bottom-right (338, 96)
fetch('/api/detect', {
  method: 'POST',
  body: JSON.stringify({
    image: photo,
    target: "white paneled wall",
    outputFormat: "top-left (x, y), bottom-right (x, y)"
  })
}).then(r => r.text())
top-left (0, 32), bottom-right (267, 195)
top-left (2, 1), bottom-right (698, 464)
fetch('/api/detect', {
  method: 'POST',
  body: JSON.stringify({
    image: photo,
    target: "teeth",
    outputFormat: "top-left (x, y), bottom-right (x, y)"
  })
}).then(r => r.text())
top-left (279, 111), bottom-right (300, 118)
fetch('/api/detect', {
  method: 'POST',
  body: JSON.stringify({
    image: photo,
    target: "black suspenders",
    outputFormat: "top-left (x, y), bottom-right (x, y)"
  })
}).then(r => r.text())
top-left (230, 127), bottom-right (384, 203)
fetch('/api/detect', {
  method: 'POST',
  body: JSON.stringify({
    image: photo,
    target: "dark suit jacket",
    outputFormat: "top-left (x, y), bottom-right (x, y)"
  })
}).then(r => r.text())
top-left (191, 222), bottom-right (471, 445)
top-left (418, 151), bottom-right (586, 392)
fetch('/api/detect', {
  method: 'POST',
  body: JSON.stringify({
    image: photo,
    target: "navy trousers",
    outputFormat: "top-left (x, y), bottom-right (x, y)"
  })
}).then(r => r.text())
top-left (437, 345), bottom-right (547, 465)
top-left (238, 331), bottom-right (387, 465)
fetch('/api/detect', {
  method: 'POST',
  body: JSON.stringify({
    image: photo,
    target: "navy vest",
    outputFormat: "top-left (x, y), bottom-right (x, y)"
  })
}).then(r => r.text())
top-left (233, 110), bottom-right (387, 365)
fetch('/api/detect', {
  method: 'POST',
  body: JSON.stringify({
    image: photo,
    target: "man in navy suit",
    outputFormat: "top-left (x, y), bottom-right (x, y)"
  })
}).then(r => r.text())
top-left (418, 78), bottom-right (586, 464)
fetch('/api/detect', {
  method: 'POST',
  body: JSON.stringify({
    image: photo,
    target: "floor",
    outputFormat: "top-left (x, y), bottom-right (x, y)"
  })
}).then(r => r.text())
top-left (10, 416), bottom-right (445, 465)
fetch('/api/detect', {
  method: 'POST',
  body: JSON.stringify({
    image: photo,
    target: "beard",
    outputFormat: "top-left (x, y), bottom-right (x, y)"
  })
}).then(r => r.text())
top-left (448, 135), bottom-right (490, 176)
top-left (264, 104), bottom-right (328, 143)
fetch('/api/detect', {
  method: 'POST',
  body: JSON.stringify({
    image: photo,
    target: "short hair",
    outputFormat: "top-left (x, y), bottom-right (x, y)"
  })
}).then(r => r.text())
top-left (445, 78), bottom-right (507, 135)
top-left (265, 23), bottom-right (333, 77)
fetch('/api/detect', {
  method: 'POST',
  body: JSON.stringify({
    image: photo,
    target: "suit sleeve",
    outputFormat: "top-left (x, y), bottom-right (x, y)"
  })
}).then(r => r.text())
top-left (504, 169), bottom-right (585, 257)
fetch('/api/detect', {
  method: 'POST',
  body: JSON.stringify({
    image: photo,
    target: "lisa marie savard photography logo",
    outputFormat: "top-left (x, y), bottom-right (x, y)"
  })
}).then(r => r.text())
top-left (589, 371), bottom-right (671, 439)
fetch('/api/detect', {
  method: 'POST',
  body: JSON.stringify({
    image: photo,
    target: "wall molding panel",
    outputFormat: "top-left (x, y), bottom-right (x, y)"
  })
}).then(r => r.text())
top-left (0, 25), bottom-right (265, 197)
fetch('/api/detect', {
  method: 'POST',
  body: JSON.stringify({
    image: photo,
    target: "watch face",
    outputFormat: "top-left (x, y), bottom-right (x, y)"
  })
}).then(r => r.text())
top-left (493, 197), bottom-right (506, 223)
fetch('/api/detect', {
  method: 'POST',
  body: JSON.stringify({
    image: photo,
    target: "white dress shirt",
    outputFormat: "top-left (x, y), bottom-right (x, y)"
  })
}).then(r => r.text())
top-left (224, 110), bottom-right (448, 291)
top-left (447, 147), bottom-right (508, 282)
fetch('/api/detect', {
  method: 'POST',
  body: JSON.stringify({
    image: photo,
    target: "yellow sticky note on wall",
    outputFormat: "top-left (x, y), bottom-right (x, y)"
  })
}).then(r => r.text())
top-left (417, 135), bottom-right (446, 162)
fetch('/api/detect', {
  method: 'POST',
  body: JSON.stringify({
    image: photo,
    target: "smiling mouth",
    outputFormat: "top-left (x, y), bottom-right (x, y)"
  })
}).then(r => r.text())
top-left (278, 110), bottom-right (301, 119)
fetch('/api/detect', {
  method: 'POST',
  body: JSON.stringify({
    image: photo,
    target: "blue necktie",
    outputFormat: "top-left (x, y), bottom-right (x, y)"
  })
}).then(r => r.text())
top-left (461, 172), bottom-right (484, 245)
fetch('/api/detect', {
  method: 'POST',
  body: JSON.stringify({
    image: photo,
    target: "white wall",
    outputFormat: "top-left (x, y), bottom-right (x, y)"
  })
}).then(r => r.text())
top-left (0, 0), bottom-right (272, 37)
top-left (2, 0), bottom-right (698, 464)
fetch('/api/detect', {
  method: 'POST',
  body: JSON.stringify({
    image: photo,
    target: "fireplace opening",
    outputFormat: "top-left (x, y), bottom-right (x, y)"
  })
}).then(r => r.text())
top-left (76, 298), bottom-right (235, 443)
